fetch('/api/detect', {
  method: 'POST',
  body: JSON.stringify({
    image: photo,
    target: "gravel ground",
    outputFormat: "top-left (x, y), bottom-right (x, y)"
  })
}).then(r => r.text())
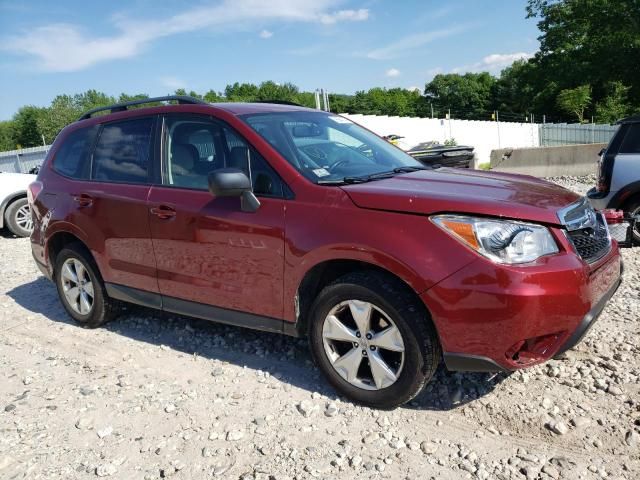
top-left (1, 176), bottom-right (639, 480)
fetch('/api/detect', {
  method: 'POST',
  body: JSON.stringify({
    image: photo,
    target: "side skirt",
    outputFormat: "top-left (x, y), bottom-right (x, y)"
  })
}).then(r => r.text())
top-left (105, 283), bottom-right (299, 337)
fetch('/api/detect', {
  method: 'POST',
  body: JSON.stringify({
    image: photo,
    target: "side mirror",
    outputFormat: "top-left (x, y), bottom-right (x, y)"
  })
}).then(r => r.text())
top-left (598, 148), bottom-right (605, 157)
top-left (208, 168), bottom-right (260, 213)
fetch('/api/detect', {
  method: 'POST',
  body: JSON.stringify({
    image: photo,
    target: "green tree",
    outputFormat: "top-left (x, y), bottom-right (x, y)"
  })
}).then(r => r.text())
top-left (595, 82), bottom-right (631, 123)
top-left (328, 93), bottom-right (354, 113)
top-left (203, 90), bottom-right (222, 103)
top-left (36, 95), bottom-right (78, 144)
top-left (0, 121), bottom-right (16, 151)
top-left (527, 0), bottom-right (640, 116)
top-left (224, 82), bottom-right (259, 101)
top-left (556, 85), bottom-right (591, 123)
top-left (425, 73), bottom-right (496, 119)
top-left (12, 106), bottom-right (47, 148)
top-left (493, 60), bottom-right (537, 114)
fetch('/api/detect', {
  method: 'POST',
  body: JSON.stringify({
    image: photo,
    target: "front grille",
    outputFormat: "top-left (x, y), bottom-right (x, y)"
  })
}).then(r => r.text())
top-left (567, 213), bottom-right (611, 263)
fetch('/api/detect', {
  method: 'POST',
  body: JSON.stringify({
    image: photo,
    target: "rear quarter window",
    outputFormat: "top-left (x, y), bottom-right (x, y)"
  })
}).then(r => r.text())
top-left (619, 124), bottom-right (640, 154)
top-left (52, 126), bottom-right (98, 179)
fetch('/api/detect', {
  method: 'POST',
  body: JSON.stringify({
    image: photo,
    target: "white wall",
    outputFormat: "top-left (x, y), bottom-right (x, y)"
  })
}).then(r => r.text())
top-left (341, 114), bottom-right (540, 165)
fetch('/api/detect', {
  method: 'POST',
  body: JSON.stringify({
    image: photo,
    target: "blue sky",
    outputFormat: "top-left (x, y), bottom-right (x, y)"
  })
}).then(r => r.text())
top-left (0, 0), bottom-right (540, 120)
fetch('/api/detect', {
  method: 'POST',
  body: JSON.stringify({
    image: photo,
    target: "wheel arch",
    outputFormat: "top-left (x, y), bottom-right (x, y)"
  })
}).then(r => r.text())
top-left (607, 180), bottom-right (640, 210)
top-left (294, 258), bottom-right (434, 338)
top-left (46, 229), bottom-right (94, 275)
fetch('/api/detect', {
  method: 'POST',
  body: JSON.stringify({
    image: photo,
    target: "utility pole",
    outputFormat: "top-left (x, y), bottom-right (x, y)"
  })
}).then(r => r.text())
top-left (430, 103), bottom-right (434, 119)
top-left (496, 110), bottom-right (501, 149)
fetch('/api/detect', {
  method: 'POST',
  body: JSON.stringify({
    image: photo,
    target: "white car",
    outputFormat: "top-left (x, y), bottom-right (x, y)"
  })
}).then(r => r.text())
top-left (0, 171), bottom-right (37, 237)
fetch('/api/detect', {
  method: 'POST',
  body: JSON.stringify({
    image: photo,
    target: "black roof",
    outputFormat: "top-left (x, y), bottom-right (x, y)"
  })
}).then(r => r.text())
top-left (618, 115), bottom-right (640, 125)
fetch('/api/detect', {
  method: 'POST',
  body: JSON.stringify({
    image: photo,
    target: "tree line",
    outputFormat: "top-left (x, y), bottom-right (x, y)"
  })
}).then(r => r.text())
top-left (1, 0), bottom-right (638, 151)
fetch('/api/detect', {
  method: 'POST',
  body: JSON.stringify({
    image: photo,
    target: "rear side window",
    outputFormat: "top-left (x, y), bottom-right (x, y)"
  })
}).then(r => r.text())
top-left (92, 118), bottom-right (154, 183)
top-left (619, 124), bottom-right (640, 154)
top-left (52, 126), bottom-right (97, 179)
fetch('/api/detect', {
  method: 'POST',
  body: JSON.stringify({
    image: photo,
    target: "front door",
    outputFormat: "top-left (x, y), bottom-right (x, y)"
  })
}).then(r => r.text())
top-left (147, 114), bottom-right (287, 319)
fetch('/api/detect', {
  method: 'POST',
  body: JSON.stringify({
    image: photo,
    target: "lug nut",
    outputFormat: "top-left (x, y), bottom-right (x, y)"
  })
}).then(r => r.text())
top-left (370, 346), bottom-right (376, 351)
top-left (366, 333), bottom-right (372, 340)
top-left (353, 342), bottom-right (359, 348)
top-left (355, 332), bottom-right (361, 338)
top-left (362, 350), bottom-right (367, 356)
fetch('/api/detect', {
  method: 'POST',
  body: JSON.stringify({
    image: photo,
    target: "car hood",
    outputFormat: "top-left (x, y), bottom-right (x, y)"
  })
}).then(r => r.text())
top-left (341, 168), bottom-right (580, 226)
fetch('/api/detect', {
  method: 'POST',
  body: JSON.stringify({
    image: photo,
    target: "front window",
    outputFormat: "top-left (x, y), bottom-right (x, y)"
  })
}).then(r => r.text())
top-left (240, 111), bottom-right (424, 184)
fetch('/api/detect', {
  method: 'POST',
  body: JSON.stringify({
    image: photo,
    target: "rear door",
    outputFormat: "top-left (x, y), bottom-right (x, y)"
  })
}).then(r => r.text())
top-left (147, 114), bottom-right (287, 319)
top-left (68, 116), bottom-right (159, 294)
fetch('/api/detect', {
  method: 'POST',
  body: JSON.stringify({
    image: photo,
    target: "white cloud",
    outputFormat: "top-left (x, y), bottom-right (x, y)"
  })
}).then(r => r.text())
top-left (259, 29), bottom-right (273, 39)
top-left (366, 25), bottom-right (473, 60)
top-left (452, 52), bottom-right (534, 74)
top-left (385, 68), bottom-right (400, 77)
top-left (160, 76), bottom-right (186, 90)
top-left (2, 0), bottom-right (370, 72)
top-left (319, 8), bottom-right (369, 25)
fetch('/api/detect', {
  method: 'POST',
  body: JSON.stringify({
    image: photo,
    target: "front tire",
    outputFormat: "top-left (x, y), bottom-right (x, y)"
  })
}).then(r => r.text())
top-left (5, 197), bottom-right (32, 237)
top-left (308, 271), bottom-right (440, 409)
top-left (625, 198), bottom-right (640, 243)
top-left (54, 244), bottom-right (117, 328)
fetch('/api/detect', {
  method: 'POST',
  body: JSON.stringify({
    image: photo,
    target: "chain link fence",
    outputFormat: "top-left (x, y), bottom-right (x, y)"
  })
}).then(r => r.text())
top-left (0, 145), bottom-right (49, 174)
top-left (539, 123), bottom-right (618, 147)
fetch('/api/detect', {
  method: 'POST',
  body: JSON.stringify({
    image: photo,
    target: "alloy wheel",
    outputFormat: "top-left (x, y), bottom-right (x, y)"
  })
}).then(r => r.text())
top-left (321, 300), bottom-right (405, 391)
top-left (15, 204), bottom-right (33, 232)
top-left (60, 258), bottom-right (94, 315)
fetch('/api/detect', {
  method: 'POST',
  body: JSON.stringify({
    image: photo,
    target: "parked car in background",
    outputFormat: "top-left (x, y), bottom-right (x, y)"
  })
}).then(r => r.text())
top-left (30, 96), bottom-right (621, 409)
top-left (588, 115), bottom-right (640, 242)
top-left (383, 135), bottom-right (475, 168)
top-left (0, 171), bottom-right (36, 237)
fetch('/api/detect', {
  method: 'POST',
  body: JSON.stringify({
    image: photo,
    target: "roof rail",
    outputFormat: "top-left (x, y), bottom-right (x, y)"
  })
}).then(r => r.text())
top-left (77, 95), bottom-right (207, 121)
top-left (255, 100), bottom-right (305, 107)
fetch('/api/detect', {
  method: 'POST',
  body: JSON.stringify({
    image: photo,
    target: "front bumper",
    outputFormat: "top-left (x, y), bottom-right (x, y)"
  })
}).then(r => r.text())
top-left (423, 242), bottom-right (622, 372)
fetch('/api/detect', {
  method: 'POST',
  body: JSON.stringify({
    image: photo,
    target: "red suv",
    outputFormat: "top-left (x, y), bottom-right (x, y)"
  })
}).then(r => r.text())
top-left (29, 96), bottom-right (622, 408)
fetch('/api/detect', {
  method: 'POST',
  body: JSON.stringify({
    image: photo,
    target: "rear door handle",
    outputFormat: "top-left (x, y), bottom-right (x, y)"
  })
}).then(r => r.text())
top-left (73, 193), bottom-right (93, 208)
top-left (150, 205), bottom-right (176, 220)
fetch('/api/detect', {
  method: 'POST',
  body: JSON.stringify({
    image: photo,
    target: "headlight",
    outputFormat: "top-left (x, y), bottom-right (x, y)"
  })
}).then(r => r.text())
top-left (431, 215), bottom-right (559, 264)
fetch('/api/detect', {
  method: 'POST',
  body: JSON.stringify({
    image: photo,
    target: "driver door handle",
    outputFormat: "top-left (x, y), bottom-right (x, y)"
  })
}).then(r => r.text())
top-left (150, 205), bottom-right (176, 220)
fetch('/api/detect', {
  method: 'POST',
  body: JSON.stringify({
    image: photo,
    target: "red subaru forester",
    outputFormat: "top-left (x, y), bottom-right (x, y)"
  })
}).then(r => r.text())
top-left (29, 97), bottom-right (622, 408)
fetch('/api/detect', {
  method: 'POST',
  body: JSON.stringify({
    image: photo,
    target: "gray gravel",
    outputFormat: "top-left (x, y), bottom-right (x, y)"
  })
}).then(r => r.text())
top-left (1, 176), bottom-right (639, 479)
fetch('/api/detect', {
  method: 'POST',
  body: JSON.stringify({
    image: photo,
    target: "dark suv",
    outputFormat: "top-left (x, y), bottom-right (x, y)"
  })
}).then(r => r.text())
top-left (29, 96), bottom-right (622, 408)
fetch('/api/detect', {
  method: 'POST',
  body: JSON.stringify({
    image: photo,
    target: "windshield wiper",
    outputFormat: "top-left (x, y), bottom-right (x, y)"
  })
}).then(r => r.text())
top-left (316, 165), bottom-right (429, 185)
top-left (343, 165), bottom-right (429, 184)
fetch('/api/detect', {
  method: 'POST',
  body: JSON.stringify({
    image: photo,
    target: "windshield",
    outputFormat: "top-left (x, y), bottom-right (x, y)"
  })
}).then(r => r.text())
top-left (239, 111), bottom-right (424, 184)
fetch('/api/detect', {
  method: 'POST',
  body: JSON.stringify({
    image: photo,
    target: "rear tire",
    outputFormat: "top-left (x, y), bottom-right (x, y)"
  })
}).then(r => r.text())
top-left (54, 244), bottom-right (117, 328)
top-left (308, 271), bottom-right (441, 409)
top-left (5, 197), bottom-right (32, 237)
